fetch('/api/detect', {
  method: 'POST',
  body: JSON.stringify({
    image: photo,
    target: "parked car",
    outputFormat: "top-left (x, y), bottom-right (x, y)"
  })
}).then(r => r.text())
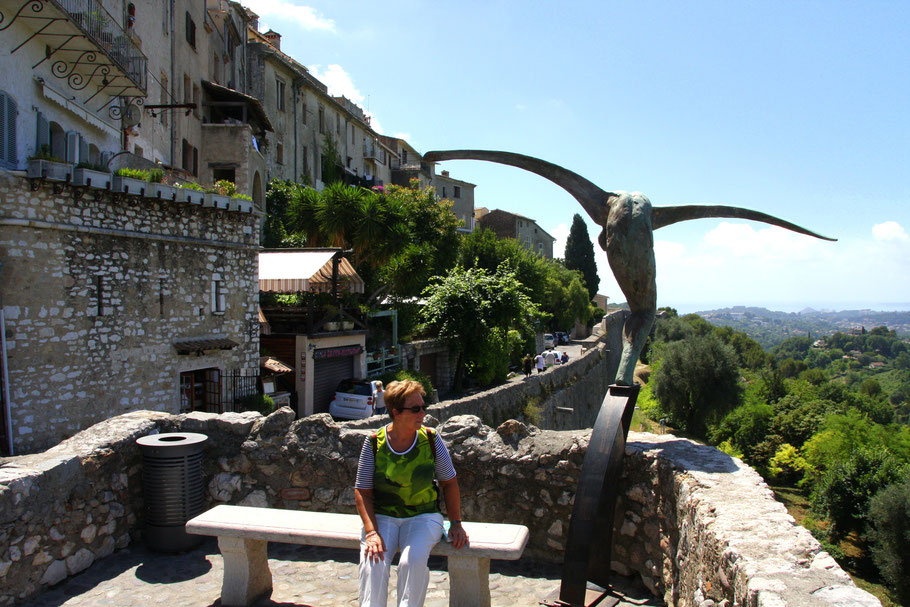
top-left (555, 331), bottom-right (569, 345)
top-left (329, 379), bottom-right (385, 420)
top-left (543, 333), bottom-right (556, 349)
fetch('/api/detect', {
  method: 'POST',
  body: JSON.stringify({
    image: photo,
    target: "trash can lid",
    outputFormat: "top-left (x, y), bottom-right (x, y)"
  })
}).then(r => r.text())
top-left (137, 433), bottom-right (208, 456)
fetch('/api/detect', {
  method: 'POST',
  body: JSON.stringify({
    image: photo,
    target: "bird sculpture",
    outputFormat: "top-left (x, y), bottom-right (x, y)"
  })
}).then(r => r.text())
top-left (423, 149), bottom-right (836, 385)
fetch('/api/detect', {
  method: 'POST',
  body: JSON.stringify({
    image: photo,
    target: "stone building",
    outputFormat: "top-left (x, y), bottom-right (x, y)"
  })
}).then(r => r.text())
top-left (435, 170), bottom-right (475, 232)
top-left (476, 208), bottom-right (556, 258)
top-left (246, 22), bottom-right (394, 189)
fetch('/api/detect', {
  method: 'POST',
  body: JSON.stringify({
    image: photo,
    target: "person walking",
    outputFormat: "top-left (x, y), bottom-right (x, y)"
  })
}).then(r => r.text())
top-left (522, 353), bottom-right (534, 378)
top-left (535, 352), bottom-right (545, 374)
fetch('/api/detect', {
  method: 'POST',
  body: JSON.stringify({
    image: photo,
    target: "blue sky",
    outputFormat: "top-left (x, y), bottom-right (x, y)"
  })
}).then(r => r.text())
top-left (243, 0), bottom-right (910, 313)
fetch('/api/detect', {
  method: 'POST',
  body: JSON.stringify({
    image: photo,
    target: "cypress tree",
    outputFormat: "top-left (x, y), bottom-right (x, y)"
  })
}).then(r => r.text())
top-left (564, 214), bottom-right (599, 300)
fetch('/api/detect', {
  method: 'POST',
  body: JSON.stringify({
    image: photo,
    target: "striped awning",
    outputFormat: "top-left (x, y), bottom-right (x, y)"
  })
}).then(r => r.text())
top-left (259, 250), bottom-right (364, 294)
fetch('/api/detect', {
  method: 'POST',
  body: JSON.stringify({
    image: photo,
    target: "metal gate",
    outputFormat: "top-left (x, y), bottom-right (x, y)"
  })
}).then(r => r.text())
top-left (312, 356), bottom-right (354, 414)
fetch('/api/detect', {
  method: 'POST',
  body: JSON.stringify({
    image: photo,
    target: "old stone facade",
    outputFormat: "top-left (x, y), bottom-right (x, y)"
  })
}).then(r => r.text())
top-left (477, 209), bottom-right (557, 258)
top-left (0, 171), bottom-right (260, 454)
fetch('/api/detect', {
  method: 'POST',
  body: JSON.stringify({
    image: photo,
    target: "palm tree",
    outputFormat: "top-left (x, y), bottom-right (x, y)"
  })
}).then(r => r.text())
top-left (316, 182), bottom-right (365, 248)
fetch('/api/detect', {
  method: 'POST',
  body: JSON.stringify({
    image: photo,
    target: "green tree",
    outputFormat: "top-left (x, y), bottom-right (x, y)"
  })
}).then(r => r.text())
top-left (421, 264), bottom-right (539, 389)
top-left (867, 478), bottom-right (910, 604)
top-left (810, 448), bottom-right (906, 541)
top-left (651, 333), bottom-right (743, 437)
top-left (563, 214), bottom-right (599, 300)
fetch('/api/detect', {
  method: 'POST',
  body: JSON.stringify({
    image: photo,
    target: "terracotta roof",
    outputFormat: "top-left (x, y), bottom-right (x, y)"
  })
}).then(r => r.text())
top-left (260, 356), bottom-right (293, 374)
top-left (173, 337), bottom-right (239, 354)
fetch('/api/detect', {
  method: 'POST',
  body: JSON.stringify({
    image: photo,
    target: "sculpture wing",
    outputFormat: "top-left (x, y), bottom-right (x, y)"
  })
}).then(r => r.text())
top-left (423, 149), bottom-right (613, 225)
top-left (652, 205), bottom-right (836, 241)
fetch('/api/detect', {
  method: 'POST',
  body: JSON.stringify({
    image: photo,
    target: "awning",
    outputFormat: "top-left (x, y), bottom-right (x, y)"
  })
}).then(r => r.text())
top-left (173, 337), bottom-right (239, 354)
top-left (202, 80), bottom-right (273, 132)
top-left (260, 356), bottom-right (293, 374)
top-left (259, 250), bottom-right (364, 294)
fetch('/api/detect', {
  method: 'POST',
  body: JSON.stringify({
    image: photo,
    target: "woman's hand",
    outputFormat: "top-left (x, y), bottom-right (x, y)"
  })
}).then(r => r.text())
top-left (449, 523), bottom-right (468, 549)
top-left (364, 530), bottom-right (385, 563)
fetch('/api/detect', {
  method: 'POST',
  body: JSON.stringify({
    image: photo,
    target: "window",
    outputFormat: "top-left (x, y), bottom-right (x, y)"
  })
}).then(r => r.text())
top-left (401, 149), bottom-right (408, 164)
top-left (183, 74), bottom-right (191, 104)
top-left (303, 145), bottom-right (309, 177)
top-left (301, 99), bottom-right (307, 124)
top-left (134, 144), bottom-right (143, 158)
top-left (185, 11), bottom-right (196, 48)
top-left (346, 156), bottom-right (352, 168)
top-left (182, 138), bottom-right (198, 175)
top-left (454, 186), bottom-right (461, 198)
top-left (318, 106), bottom-right (325, 134)
top-left (349, 122), bottom-right (354, 144)
top-left (211, 276), bottom-right (226, 314)
top-left (276, 142), bottom-right (284, 165)
top-left (213, 167), bottom-right (235, 183)
top-left (276, 78), bottom-right (286, 111)
top-left (441, 186), bottom-right (446, 198)
top-left (192, 84), bottom-right (199, 118)
top-left (0, 91), bottom-right (17, 168)
top-left (160, 76), bottom-right (168, 126)
top-left (94, 275), bottom-right (107, 316)
top-left (335, 113), bottom-right (340, 134)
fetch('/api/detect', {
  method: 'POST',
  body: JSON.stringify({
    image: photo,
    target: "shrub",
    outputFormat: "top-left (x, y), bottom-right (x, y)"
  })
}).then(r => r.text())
top-left (377, 369), bottom-right (434, 401)
top-left (238, 393), bottom-right (275, 415)
top-left (211, 179), bottom-right (239, 196)
top-left (811, 448), bottom-right (906, 541)
top-left (147, 168), bottom-right (164, 183)
top-left (768, 443), bottom-right (812, 485)
top-left (75, 161), bottom-right (109, 172)
top-left (115, 167), bottom-right (151, 180)
top-left (867, 478), bottom-right (910, 604)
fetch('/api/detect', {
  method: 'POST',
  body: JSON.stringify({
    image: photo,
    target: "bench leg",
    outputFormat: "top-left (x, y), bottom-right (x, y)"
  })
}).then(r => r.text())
top-left (217, 536), bottom-right (273, 606)
top-left (447, 555), bottom-right (491, 607)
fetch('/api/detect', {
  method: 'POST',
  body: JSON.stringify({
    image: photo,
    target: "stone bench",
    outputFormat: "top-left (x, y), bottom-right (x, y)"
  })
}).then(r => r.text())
top-left (185, 505), bottom-right (529, 607)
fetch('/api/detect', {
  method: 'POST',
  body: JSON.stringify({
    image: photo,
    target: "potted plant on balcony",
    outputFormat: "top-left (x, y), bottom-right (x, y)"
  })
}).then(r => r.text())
top-left (71, 161), bottom-right (112, 189)
top-left (111, 168), bottom-right (148, 195)
top-left (203, 179), bottom-right (236, 210)
top-left (144, 168), bottom-right (178, 201)
top-left (27, 146), bottom-right (73, 182)
top-left (174, 181), bottom-right (205, 205)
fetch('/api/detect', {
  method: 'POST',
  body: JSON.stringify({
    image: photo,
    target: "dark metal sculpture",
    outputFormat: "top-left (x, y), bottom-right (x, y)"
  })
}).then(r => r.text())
top-left (424, 149), bottom-right (835, 385)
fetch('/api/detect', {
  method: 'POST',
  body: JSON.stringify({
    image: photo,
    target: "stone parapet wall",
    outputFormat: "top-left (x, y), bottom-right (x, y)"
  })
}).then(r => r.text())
top-left (0, 407), bottom-right (877, 606)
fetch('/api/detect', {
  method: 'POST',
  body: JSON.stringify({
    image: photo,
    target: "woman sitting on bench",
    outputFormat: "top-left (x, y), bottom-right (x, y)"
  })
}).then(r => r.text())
top-left (354, 380), bottom-right (469, 606)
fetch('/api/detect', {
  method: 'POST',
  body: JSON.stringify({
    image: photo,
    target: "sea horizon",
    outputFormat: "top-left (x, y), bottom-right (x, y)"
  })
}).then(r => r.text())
top-left (664, 302), bottom-right (910, 315)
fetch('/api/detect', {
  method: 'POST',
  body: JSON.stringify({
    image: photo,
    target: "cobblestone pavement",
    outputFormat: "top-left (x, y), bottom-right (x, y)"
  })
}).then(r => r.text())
top-left (21, 538), bottom-right (660, 607)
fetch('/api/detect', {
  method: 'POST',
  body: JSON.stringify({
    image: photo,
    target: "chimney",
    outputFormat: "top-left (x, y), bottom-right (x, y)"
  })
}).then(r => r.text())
top-left (441, 170), bottom-right (449, 177)
top-left (263, 29), bottom-right (281, 50)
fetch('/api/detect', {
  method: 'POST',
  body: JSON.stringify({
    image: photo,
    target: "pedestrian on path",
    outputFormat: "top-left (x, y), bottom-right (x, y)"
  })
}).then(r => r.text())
top-left (535, 353), bottom-right (545, 373)
top-left (544, 350), bottom-right (557, 369)
top-left (522, 354), bottom-right (534, 378)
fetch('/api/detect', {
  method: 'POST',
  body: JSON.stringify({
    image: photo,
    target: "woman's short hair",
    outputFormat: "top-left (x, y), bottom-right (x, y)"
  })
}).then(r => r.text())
top-left (383, 380), bottom-right (426, 411)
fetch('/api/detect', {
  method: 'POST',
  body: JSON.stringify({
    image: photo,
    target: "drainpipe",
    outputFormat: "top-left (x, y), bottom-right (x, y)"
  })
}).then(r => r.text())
top-left (169, 0), bottom-right (176, 164)
top-left (292, 77), bottom-right (303, 182)
top-left (0, 285), bottom-right (12, 455)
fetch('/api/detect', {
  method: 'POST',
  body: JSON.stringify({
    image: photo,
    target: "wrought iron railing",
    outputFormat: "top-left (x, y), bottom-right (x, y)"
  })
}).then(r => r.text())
top-left (54, 0), bottom-right (147, 90)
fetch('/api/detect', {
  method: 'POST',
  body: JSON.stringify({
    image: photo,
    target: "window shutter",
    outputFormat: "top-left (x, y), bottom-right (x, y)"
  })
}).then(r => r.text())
top-left (35, 111), bottom-right (49, 153)
top-left (65, 131), bottom-right (80, 163)
top-left (79, 137), bottom-right (88, 164)
top-left (0, 92), bottom-right (13, 167)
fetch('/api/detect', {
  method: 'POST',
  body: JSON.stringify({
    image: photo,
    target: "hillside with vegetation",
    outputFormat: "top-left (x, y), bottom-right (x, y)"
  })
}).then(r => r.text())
top-left (695, 306), bottom-right (910, 349)
top-left (637, 311), bottom-right (910, 606)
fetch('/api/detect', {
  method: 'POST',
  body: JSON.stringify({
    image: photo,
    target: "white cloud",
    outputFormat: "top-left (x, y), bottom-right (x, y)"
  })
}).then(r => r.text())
top-left (242, 0), bottom-right (335, 32)
top-left (308, 64), bottom-right (364, 104)
top-left (551, 223), bottom-right (569, 258)
top-left (872, 221), bottom-right (909, 242)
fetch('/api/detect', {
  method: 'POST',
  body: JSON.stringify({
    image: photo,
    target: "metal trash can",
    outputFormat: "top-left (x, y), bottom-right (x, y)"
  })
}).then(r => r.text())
top-left (136, 432), bottom-right (208, 552)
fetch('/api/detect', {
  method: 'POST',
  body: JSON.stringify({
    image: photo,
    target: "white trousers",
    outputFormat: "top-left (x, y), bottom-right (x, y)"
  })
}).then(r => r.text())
top-left (359, 512), bottom-right (444, 607)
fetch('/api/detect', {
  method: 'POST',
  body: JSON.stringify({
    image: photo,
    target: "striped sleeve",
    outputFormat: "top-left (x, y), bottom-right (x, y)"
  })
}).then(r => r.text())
top-left (434, 432), bottom-right (457, 482)
top-left (354, 436), bottom-right (375, 490)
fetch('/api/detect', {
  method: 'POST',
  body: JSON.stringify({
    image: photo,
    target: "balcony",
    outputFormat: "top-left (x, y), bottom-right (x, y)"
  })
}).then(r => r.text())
top-left (0, 0), bottom-right (148, 98)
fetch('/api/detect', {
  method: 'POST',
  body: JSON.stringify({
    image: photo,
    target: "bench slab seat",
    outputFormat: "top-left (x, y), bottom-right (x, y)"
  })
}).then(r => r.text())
top-left (186, 505), bottom-right (529, 607)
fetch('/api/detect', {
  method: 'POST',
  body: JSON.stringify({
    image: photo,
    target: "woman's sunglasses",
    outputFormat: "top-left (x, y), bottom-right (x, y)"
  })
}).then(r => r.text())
top-left (395, 405), bottom-right (428, 414)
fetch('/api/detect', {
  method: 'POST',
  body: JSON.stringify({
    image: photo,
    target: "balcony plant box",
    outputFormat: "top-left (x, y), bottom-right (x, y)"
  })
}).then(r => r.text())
top-left (203, 192), bottom-right (231, 209)
top-left (175, 187), bottom-right (204, 205)
top-left (72, 168), bottom-right (111, 189)
top-left (341, 321), bottom-right (354, 331)
top-left (323, 321), bottom-right (341, 331)
top-left (231, 198), bottom-right (254, 213)
top-left (27, 158), bottom-right (73, 182)
top-left (112, 175), bottom-right (146, 196)
top-left (146, 183), bottom-right (178, 201)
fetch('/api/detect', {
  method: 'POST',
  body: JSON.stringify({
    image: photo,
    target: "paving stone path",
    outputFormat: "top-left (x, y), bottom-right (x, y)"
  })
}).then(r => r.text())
top-left (21, 538), bottom-right (659, 607)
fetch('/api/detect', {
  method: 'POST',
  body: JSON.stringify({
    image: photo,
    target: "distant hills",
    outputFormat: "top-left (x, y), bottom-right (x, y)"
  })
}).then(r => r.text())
top-left (694, 306), bottom-right (910, 349)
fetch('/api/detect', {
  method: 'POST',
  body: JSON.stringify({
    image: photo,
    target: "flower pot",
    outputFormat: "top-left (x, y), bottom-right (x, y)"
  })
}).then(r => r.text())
top-left (203, 193), bottom-right (231, 209)
top-left (176, 188), bottom-right (204, 205)
top-left (112, 175), bottom-right (147, 196)
top-left (230, 197), bottom-right (253, 213)
top-left (27, 159), bottom-right (73, 182)
top-left (146, 183), bottom-right (178, 201)
top-left (72, 168), bottom-right (111, 189)
top-left (341, 321), bottom-right (354, 331)
top-left (324, 322), bottom-right (340, 331)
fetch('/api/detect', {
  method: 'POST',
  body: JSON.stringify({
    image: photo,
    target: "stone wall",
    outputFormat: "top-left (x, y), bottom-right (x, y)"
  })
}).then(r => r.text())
top-left (0, 407), bottom-right (878, 606)
top-left (0, 170), bottom-right (260, 453)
